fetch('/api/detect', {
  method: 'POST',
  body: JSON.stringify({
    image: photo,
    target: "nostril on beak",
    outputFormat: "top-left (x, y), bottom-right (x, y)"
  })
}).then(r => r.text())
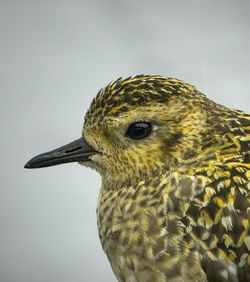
top-left (65, 146), bottom-right (82, 154)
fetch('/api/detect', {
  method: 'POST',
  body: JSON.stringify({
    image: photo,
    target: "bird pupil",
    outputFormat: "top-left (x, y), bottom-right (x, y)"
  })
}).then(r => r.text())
top-left (126, 122), bottom-right (151, 140)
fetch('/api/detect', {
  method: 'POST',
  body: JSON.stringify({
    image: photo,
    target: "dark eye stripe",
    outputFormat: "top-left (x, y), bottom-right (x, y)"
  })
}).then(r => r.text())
top-left (126, 122), bottom-right (152, 140)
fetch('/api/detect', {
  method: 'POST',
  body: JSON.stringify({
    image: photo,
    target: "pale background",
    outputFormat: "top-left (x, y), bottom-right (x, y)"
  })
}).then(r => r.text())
top-left (1, 1), bottom-right (250, 282)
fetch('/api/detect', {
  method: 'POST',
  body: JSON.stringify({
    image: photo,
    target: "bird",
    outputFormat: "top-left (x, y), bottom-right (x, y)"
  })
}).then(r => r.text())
top-left (25, 75), bottom-right (250, 282)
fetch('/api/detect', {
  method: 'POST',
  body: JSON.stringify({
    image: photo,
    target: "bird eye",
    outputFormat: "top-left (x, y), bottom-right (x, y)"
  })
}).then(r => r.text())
top-left (126, 122), bottom-right (152, 140)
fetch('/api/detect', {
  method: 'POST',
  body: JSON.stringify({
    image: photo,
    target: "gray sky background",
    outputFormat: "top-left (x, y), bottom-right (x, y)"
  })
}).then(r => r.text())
top-left (0, 1), bottom-right (250, 282)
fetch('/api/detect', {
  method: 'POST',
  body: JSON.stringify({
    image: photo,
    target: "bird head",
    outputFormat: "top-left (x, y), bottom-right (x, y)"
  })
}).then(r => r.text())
top-left (25, 75), bottom-right (215, 183)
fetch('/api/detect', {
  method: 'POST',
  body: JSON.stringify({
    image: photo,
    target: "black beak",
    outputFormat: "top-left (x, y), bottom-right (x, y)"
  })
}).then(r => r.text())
top-left (24, 137), bottom-right (96, 169)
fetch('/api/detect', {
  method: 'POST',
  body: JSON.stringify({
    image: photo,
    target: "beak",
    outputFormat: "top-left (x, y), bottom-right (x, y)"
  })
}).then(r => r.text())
top-left (24, 137), bottom-right (96, 169)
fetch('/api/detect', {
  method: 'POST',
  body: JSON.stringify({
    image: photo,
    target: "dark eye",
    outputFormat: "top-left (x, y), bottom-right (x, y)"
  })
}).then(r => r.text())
top-left (126, 122), bottom-right (152, 140)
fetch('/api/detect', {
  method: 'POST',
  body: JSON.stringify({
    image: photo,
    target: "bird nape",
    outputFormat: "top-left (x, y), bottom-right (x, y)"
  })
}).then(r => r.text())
top-left (25, 75), bottom-right (250, 282)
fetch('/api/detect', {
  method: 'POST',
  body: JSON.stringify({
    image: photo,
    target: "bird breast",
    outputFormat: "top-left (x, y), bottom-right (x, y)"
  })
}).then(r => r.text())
top-left (96, 176), bottom-right (207, 282)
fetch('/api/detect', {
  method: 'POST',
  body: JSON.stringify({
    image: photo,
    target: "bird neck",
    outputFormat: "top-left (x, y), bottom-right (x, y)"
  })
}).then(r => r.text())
top-left (176, 103), bottom-right (250, 179)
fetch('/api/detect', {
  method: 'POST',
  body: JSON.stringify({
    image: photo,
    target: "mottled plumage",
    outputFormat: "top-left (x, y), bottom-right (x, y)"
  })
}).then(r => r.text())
top-left (26, 75), bottom-right (250, 282)
top-left (84, 75), bottom-right (250, 282)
